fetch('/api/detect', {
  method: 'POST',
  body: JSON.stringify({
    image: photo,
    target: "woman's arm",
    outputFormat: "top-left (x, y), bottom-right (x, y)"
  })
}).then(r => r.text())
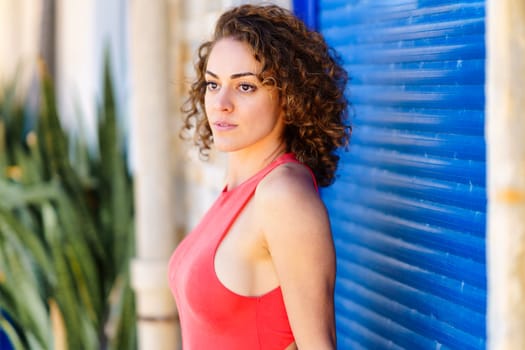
top-left (255, 163), bottom-right (336, 350)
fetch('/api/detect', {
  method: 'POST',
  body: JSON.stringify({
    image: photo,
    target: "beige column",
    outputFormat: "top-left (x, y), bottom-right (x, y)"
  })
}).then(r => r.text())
top-left (486, 1), bottom-right (525, 349)
top-left (129, 0), bottom-right (179, 349)
top-left (0, 0), bottom-right (41, 93)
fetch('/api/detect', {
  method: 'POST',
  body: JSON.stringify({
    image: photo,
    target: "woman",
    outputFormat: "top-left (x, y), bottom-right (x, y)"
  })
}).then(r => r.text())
top-left (169, 4), bottom-right (349, 349)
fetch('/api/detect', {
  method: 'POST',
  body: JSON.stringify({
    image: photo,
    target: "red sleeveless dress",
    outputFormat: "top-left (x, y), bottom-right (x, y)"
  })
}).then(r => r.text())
top-left (168, 153), bottom-right (312, 349)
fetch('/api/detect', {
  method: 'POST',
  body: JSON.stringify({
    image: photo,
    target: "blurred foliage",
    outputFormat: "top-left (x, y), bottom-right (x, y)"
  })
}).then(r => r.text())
top-left (0, 58), bottom-right (136, 350)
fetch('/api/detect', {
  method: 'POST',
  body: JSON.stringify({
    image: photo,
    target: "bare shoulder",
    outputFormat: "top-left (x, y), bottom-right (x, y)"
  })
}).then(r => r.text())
top-left (254, 162), bottom-right (330, 237)
top-left (254, 161), bottom-right (336, 349)
top-left (255, 162), bottom-right (321, 207)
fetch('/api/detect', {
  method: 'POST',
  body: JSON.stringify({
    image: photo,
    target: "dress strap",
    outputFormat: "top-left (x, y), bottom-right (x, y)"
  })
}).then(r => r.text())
top-left (254, 153), bottom-right (318, 192)
top-left (222, 153), bottom-right (318, 194)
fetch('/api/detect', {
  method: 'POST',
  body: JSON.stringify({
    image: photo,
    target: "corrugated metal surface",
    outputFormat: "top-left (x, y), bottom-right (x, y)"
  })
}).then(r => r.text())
top-left (318, 1), bottom-right (487, 349)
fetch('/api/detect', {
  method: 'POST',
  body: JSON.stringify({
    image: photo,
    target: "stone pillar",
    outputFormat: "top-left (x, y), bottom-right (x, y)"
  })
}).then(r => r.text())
top-left (0, 0), bottom-right (41, 93)
top-left (129, 0), bottom-right (179, 349)
top-left (55, 0), bottom-right (98, 140)
top-left (486, 1), bottom-right (525, 349)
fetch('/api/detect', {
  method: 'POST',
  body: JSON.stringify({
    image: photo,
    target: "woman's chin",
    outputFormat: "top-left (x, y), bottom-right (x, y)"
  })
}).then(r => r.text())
top-left (213, 143), bottom-right (239, 153)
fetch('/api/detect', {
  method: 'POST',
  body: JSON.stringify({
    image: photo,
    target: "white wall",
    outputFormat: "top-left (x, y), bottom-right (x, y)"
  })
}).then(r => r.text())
top-left (55, 0), bottom-right (128, 148)
top-left (0, 0), bottom-right (41, 95)
top-left (0, 0), bottom-right (129, 139)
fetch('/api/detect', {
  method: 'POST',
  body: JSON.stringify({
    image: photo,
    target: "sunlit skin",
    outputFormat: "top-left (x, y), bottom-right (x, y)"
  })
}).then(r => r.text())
top-left (205, 38), bottom-right (336, 350)
top-left (204, 38), bottom-right (286, 188)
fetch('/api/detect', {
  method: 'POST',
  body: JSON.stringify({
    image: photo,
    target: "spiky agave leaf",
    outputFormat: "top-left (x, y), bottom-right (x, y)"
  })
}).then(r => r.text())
top-left (0, 222), bottom-right (51, 349)
top-left (0, 57), bottom-right (137, 350)
top-left (0, 315), bottom-right (25, 350)
top-left (38, 68), bottom-right (104, 260)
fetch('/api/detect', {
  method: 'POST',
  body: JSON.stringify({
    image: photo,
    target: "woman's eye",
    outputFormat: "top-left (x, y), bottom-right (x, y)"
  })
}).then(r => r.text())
top-left (239, 83), bottom-right (256, 92)
top-left (206, 81), bottom-right (218, 91)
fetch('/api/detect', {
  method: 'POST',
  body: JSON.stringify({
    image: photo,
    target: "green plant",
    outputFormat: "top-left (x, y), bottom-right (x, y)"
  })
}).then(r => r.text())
top-left (0, 58), bottom-right (136, 349)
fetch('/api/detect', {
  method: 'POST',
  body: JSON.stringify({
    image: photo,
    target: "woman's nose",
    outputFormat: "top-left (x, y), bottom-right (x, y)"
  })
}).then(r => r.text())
top-left (213, 87), bottom-right (233, 112)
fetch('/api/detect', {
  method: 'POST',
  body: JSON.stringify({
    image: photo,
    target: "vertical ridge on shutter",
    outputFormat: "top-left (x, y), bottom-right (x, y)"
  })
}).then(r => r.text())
top-left (319, 1), bottom-right (486, 348)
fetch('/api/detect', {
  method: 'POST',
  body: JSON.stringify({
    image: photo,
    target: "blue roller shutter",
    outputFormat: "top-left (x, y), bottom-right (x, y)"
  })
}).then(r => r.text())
top-left (317, 1), bottom-right (486, 349)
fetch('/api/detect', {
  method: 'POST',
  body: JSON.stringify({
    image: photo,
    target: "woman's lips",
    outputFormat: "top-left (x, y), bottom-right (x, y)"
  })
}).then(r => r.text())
top-left (213, 121), bottom-right (237, 131)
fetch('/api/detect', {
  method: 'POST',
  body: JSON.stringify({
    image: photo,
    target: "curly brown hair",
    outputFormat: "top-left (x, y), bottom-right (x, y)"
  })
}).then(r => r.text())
top-left (181, 4), bottom-right (350, 186)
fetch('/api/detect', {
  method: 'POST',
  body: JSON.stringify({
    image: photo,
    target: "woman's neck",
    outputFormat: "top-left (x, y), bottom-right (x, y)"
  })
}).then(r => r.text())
top-left (225, 143), bottom-right (286, 190)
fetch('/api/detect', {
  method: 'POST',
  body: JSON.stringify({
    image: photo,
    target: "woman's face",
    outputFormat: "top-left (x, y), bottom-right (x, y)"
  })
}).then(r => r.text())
top-left (204, 37), bottom-right (284, 154)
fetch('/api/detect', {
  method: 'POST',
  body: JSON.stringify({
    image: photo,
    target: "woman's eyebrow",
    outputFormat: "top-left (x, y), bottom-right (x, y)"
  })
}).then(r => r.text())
top-left (205, 70), bottom-right (257, 79)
